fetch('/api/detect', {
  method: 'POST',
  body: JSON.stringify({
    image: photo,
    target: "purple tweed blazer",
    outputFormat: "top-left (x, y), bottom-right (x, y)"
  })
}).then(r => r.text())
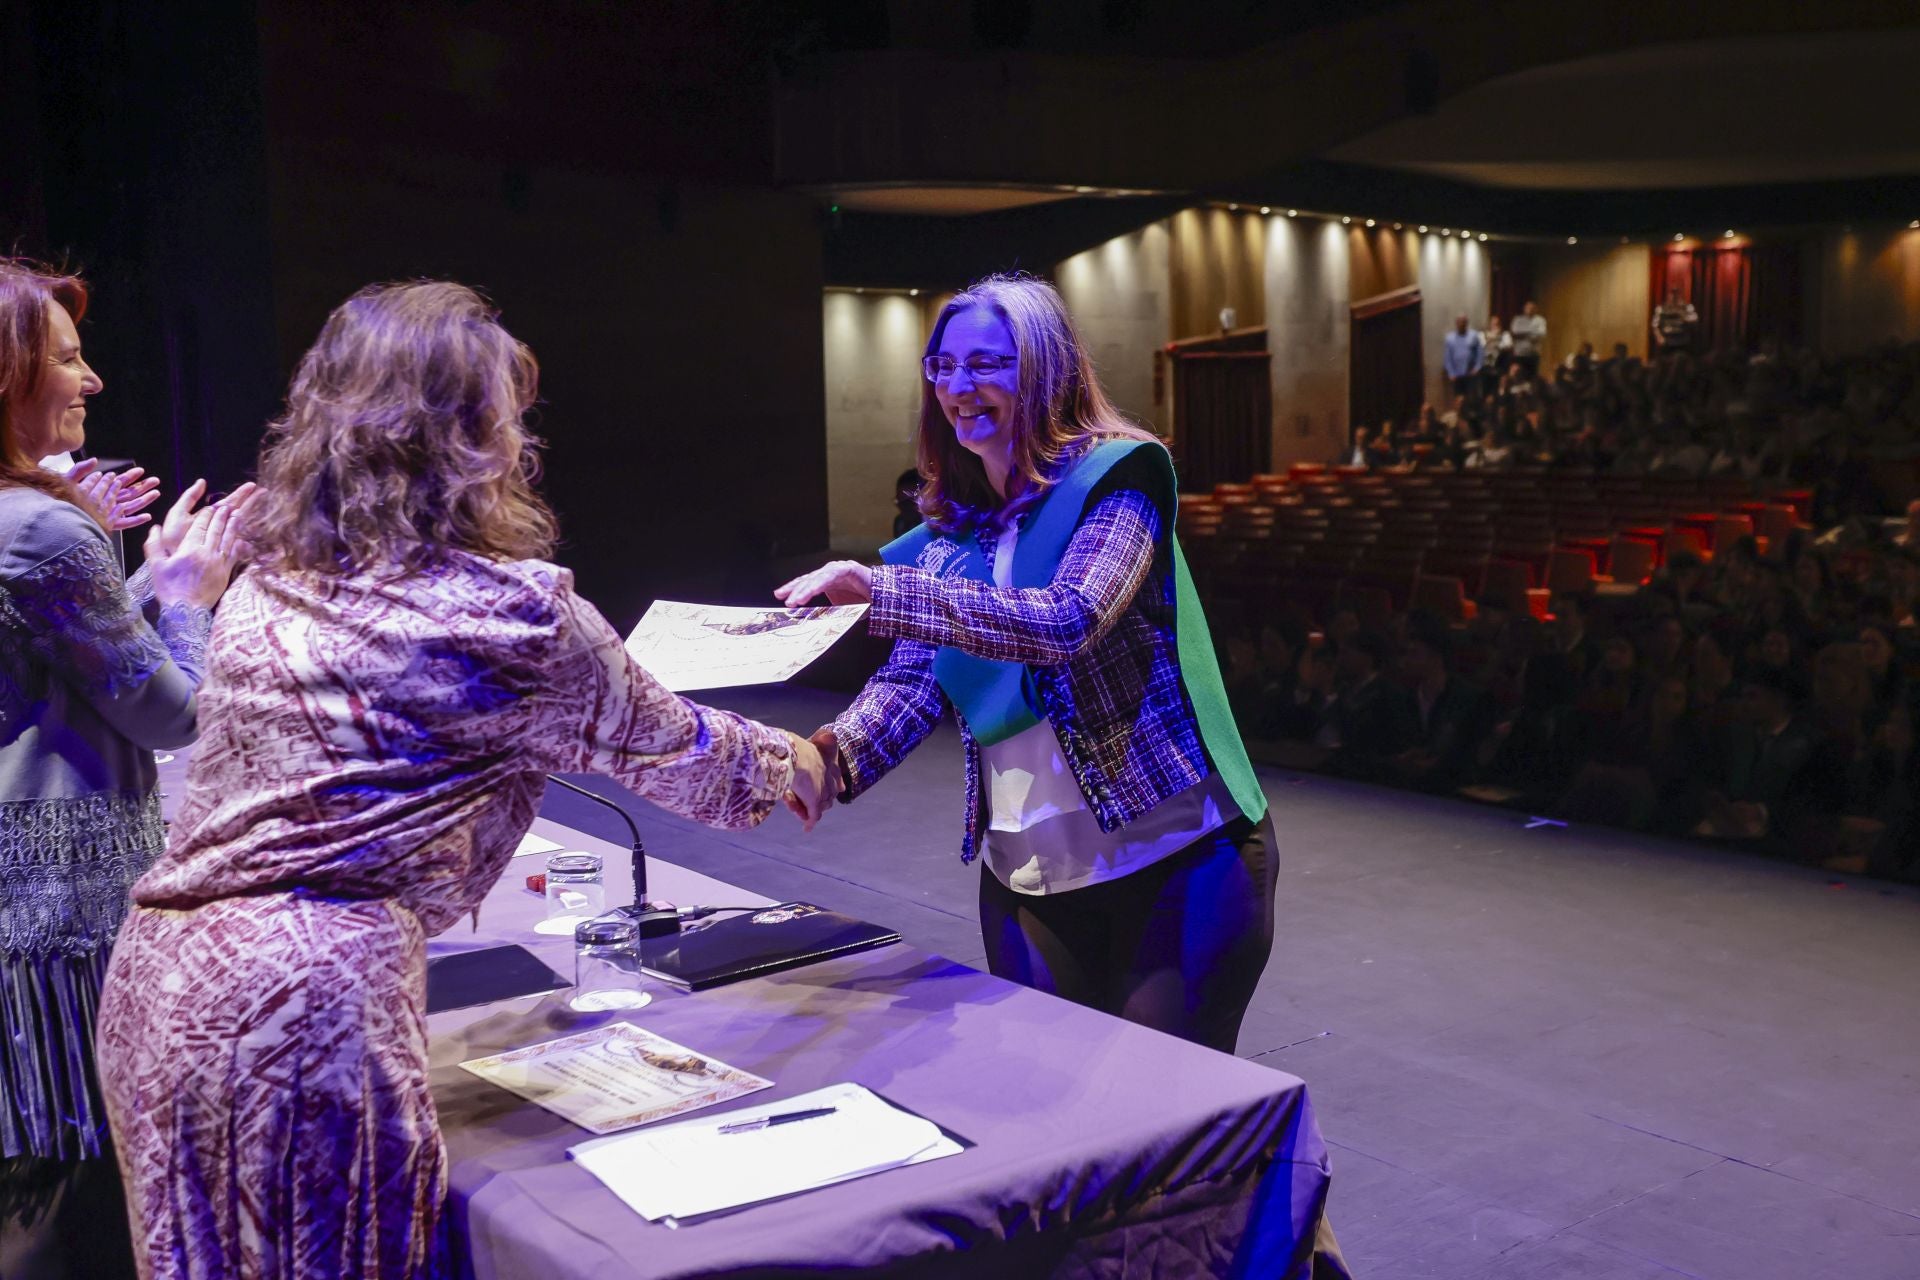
top-left (831, 486), bottom-right (1218, 862)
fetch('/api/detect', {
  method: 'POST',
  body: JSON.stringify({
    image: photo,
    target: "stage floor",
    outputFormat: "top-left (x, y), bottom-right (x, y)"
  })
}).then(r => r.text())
top-left (542, 685), bottom-right (1920, 1280)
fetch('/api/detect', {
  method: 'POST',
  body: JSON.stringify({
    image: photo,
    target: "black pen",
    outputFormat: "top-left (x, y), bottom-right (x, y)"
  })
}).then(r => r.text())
top-left (717, 1106), bottom-right (837, 1134)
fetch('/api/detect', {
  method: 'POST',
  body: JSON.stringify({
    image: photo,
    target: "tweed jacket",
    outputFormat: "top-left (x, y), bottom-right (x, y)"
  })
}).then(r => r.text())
top-left (833, 469), bottom-right (1220, 863)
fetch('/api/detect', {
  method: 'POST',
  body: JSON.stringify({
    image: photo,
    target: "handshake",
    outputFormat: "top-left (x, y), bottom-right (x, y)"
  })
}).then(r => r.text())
top-left (782, 726), bottom-right (842, 834)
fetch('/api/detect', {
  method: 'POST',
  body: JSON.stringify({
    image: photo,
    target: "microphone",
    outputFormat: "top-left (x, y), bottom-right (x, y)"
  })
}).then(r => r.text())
top-left (544, 775), bottom-right (681, 938)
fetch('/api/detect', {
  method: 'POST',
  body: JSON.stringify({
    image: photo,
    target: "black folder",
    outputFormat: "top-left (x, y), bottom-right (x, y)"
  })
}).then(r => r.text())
top-left (425, 944), bottom-right (571, 1014)
top-left (638, 903), bottom-right (900, 989)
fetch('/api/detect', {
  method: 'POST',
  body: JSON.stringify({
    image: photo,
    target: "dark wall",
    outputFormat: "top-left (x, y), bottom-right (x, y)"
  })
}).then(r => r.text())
top-left (255, 1), bottom-right (831, 628)
top-left (3, 0), bottom-right (282, 494)
top-left (264, 139), bottom-right (827, 625)
top-left (4, 1), bottom-right (832, 630)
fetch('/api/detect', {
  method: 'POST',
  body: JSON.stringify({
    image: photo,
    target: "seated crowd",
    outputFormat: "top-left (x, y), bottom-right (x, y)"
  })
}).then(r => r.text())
top-left (1352, 339), bottom-right (1920, 528)
top-left (1220, 501), bottom-right (1920, 881)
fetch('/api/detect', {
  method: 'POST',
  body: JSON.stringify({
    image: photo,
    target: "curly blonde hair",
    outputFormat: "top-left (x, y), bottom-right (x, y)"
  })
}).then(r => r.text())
top-left (914, 273), bottom-right (1158, 535)
top-left (250, 281), bottom-right (557, 574)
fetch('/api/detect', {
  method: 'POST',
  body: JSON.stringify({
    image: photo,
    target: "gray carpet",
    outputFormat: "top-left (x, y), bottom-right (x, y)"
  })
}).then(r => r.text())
top-left (543, 685), bottom-right (1920, 1280)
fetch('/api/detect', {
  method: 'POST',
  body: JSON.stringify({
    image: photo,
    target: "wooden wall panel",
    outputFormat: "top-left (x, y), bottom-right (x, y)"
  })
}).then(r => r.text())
top-left (1530, 241), bottom-right (1652, 365)
top-left (1169, 207), bottom-right (1267, 340)
top-left (1809, 226), bottom-right (1920, 354)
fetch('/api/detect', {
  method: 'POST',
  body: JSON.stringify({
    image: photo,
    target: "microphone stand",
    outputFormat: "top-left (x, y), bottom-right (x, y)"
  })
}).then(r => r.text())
top-left (544, 775), bottom-right (681, 938)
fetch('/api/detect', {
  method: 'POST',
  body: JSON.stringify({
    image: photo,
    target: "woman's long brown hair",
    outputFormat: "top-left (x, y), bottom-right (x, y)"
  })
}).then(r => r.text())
top-left (914, 273), bottom-right (1158, 536)
top-left (0, 259), bottom-right (91, 509)
top-left (249, 281), bottom-right (558, 575)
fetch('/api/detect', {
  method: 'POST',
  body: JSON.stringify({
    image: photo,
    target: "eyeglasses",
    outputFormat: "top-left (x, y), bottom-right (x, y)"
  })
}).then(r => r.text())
top-left (922, 354), bottom-right (1016, 383)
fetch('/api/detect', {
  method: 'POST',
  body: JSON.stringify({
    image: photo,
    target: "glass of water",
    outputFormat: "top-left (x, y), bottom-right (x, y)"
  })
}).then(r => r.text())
top-left (545, 853), bottom-right (605, 925)
top-left (571, 916), bottom-right (652, 1011)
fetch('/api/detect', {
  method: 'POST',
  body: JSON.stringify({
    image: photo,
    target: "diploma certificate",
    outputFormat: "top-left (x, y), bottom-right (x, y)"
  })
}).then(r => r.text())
top-left (460, 1023), bottom-right (772, 1134)
top-left (623, 600), bottom-right (868, 692)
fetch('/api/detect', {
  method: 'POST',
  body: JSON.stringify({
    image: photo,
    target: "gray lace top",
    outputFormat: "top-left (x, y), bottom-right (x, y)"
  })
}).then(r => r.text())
top-left (0, 485), bottom-right (211, 1159)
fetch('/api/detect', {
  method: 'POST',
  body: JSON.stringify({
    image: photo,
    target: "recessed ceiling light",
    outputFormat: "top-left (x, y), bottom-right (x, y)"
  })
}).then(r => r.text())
top-left (1674, 233), bottom-right (1685, 241)
top-left (1228, 203), bottom-right (1239, 211)
top-left (1365, 218), bottom-right (1376, 227)
top-left (1910, 220), bottom-right (1919, 229)
top-left (1567, 236), bottom-right (1578, 245)
top-left (1342, 216), bottom-right (1352, 224)
top-left (1477, 233), bottom-right (1488, 242)
top-left (1260, 206), bottom-right (1271, 215)
top-left (1286, 209), bottom-right (1298, 217)
top-left (1418, 225), bottom-right (1428, 233)
top-left (1441, 228), bottom-right (1451, 235)
top-left (1073, 186), bottom-right (1095, 194)
top-left (1393, 222), bottom-right (1403, 230)
top-left (1723, 229), bottom-right (1736, 238)
top-left (908, 288), bottom-right (919, 297)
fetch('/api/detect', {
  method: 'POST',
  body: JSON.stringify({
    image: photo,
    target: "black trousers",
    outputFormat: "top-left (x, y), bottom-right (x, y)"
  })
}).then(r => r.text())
top-left (977, 812), bottom-right (1278, 1054)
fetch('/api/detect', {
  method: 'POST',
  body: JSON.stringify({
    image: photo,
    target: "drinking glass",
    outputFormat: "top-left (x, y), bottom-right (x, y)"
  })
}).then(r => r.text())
top-left (545, 852), bottom-right (605, 925)
top-left (571, 916), bottom-right (651, 1011)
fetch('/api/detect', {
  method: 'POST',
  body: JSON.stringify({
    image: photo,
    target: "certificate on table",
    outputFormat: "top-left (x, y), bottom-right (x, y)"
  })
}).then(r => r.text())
top-left (460, 1023), bottom-right (772, 1135)
top-left (624, 601), bottom-right (867, 692)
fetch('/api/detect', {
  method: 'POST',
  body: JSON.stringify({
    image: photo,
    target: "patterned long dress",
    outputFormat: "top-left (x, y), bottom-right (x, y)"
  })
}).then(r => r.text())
top-left (96, 554), bottom-right (795, 1279)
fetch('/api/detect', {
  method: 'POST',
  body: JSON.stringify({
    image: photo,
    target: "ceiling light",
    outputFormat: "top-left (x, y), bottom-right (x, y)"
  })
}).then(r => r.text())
top-left (1365, 218), bottom-right (1376, 227)
top-left (1723, 229), bottom-right (1736, 238)
top-left (1342, 216), bottom-right (1352, 224)
top-left (1228, 203), bottom-right (1239, 211)
top-left (1477, 233), bottom-right (1488, 242)
top-left (908, 288), bottom-right (919, 297)
top-left (854, 287), bottom-right (864, 294)
top-left (1073, 186), bottom-right (1095, 194)
top-left (1260, 206), bottom-right (1271, 215)
top-left (1674, 233), bottom-right (1685, 241)
top-left (1441, 228), bottom-right (1451, 235)
top-left (1418, 225), bottom-right (1428, 234)
top-left (1910, 220), bottom-right (1919, 229)
top-left (1393, 222), bottom-right (1403, 230)
top-left (1286, 209), bottom-right (1298, 217)
top-left (1567, 236), bottom-right (1579, 245)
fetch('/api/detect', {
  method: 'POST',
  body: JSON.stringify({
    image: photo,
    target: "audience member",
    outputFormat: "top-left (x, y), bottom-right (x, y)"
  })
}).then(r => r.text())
top-left (1442, 313), bottom-right (1484, 404)
top-left (1480, 314), bottom-right (1513, 397)
top-left (1652, 287), bottom-right (1699, 352)
top-left (1510, 301), bottom-right (1548, 379)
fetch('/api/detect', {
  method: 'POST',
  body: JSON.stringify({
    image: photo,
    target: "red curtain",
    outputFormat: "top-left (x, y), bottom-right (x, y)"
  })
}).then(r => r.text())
top-left (1649, 243), bottom-right (1801, 353)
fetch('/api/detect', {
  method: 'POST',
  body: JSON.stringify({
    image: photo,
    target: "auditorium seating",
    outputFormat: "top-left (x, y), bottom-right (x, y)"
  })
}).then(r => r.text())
top-left (1179, 464), bottom-right (1810, 633)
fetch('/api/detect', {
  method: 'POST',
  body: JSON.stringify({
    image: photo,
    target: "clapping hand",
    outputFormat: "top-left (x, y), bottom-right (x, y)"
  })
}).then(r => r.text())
top-left (68, 460), bottom-right (163, 532)
top-left (144, 482), bottom-right (260, 611)
top-left (150, 480), bottom-right (261, 562)
top-left (774, 560), bottom-right (873, 608)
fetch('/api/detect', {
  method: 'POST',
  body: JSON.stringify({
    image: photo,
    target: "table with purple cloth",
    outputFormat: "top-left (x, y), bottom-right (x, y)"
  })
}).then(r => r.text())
top-left (429, 816), bottom-right (1344, 1279)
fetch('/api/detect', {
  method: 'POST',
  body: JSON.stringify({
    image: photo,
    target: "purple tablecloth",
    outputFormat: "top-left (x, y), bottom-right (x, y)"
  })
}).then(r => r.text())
top-left (429, 818), bottom-right (1343, 1279)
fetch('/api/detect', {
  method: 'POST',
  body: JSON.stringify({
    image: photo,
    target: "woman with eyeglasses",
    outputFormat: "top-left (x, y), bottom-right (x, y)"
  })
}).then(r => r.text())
top-left (776, 274), bottom-right (1277, 1055)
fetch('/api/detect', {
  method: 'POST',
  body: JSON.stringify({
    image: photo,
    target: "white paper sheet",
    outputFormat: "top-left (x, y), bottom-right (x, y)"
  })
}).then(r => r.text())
top-left (569, 1082), bottom-right (962, 1222)
top-left (513, 832), bottom-right (565, 858)
top-left (623, 601), bottom-right (867, 693)
top-left (459, 1023), bottom-right (772, 1135)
